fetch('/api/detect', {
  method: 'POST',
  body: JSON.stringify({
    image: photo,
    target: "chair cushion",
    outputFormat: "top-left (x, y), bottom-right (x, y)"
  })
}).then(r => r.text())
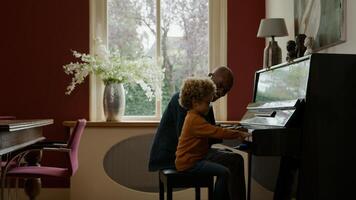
top-left (6, 166), bottom-right (70, 178)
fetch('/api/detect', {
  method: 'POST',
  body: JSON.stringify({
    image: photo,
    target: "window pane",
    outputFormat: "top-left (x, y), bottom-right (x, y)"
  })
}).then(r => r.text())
top-left (108, 0), bottom-right (157, 116)
top-left (160, 0), bottom-right (209, 111)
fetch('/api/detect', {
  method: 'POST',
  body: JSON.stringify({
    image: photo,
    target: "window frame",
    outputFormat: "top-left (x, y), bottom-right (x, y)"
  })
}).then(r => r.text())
top-left (89, 0), bottom-right (228, 121)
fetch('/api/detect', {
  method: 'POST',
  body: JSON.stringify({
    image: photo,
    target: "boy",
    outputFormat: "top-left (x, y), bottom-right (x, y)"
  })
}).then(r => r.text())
top-left (176, 77), bottom-right (249, 200)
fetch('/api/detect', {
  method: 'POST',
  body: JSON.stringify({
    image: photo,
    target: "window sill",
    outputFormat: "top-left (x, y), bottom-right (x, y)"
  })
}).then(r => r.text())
top-left (63, 121), bottom-right (160, 128)
top-left (63, 120), bottom-right (240, 128)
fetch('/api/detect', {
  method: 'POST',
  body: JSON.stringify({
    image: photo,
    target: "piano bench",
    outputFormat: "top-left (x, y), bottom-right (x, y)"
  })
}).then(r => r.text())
top-left (159, 169), bottom-right (214, 200)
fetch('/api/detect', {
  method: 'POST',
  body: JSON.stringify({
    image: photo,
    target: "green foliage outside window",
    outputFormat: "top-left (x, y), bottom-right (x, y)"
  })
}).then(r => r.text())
top-left (108, 0), bottom-right (209, 116)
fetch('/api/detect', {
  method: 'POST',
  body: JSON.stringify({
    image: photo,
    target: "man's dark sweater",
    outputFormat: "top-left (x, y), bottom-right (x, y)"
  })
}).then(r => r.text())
top-left (148, 92), bottom-right (216, 171)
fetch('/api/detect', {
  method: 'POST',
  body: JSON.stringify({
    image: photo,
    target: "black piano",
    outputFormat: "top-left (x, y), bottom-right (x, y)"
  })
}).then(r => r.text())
top-left (224, 53), bottom-right (356, 200)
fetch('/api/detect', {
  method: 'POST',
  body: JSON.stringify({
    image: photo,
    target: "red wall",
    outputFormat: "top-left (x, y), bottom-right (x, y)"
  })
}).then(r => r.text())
top-left (0, 0), bottom-right (264, 122)
top-left (1, 1), bottom-right (89, 137)
top-left (227, 0), bottom-right (265, 120)
top-left (0, 0), bottom-right (263, 186)
top-left (0, 1), bottom-right (89, 187)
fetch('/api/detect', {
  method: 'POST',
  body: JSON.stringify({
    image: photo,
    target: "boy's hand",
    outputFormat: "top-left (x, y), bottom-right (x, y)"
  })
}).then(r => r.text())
top-left (235, 126), bottom-right (248, 132)
top-left (233, 129), bottom-right (251, 140)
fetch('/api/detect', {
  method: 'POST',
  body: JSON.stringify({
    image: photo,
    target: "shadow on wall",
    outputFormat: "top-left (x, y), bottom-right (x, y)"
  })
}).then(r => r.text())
top-left (103, 134), bottom-right (158, 192)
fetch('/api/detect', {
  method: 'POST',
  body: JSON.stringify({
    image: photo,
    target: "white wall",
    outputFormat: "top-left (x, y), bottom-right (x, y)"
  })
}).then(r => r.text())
top-left (69, 126), bottom-right (249, 200)
top-left (266, 0), bottom-right (356, 60)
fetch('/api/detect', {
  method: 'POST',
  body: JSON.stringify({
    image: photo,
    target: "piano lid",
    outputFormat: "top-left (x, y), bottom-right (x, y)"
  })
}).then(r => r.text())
top-left (247, 99), bottom-right (300, 110)
top-left (240, 99), bottom-right (303, 128)
top-left (241, 57), bottom-right (310, 128)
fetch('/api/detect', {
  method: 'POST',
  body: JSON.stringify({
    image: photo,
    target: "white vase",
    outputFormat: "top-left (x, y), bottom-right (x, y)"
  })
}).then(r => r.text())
top-left (103, 83), bottom-right (125, 121)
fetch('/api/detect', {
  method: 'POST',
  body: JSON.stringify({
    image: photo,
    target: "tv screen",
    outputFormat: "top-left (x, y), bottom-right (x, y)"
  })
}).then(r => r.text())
top-left (254, 58), bottom-right (310, 103)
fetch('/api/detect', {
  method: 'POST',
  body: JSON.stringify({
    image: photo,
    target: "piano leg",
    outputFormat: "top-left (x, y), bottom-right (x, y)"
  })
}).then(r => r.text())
top-left (273, 156), bottom-right (299, 200)
top-left (247, 152), bottom-right (252, 200)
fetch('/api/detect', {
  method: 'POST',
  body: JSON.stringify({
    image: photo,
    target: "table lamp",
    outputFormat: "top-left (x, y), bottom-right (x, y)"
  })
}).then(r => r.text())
top-left (257, 18), bottom-right (288, 68)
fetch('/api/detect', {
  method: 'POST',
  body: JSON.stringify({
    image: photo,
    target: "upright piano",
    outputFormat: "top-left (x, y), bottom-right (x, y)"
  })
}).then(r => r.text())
top-left (224, 53), bottom-right (356, 200)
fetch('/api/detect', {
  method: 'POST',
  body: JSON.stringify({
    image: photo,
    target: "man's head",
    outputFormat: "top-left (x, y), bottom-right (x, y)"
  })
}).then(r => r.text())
top-left (208, 66), bottom-right (234, 101)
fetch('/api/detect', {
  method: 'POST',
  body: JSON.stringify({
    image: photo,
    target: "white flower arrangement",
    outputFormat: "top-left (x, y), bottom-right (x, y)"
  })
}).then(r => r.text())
top-left (63, 39), bottom-right (164, 101)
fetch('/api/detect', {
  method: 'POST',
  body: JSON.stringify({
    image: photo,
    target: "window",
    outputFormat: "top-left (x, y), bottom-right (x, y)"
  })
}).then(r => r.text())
top-left (90, 0), bottom-right (227, 121)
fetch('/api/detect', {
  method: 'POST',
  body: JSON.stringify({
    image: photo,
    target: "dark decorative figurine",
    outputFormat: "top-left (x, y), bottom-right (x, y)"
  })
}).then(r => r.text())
top-left (286, 40), bottom-right (297, 62)
top-left (295, 34), bottom-right (307, 57)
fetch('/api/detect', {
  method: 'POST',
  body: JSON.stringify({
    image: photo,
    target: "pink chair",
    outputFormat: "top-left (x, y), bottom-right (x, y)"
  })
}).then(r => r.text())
top-left (1, 119), bottom-right (86, 199)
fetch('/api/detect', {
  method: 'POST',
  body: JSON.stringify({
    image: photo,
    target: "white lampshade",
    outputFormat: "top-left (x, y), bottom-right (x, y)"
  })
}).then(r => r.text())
top-left (257, 18), bottom-right (288, 38)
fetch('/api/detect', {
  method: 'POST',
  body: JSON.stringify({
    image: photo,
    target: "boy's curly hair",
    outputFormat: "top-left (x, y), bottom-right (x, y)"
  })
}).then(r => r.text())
top-left (179, 77), bottom-right (216, 109)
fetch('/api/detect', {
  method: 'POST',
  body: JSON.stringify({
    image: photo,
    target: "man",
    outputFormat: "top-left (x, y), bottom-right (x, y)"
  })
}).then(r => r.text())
top-left (148, 66), bottom-right (246, 200)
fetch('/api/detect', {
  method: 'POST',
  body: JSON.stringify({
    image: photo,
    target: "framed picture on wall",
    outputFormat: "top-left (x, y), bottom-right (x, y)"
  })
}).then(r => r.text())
top-left (294, 0), bottom-right (346, 51)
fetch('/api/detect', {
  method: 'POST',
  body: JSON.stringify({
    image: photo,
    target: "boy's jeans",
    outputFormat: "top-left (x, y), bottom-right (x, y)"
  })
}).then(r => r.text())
top-left (188, 148), bottom-right (246, 200)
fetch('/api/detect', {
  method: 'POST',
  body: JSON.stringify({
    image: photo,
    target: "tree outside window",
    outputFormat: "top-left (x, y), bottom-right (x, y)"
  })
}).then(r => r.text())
top-left (108, 0), bottom-right (209, 117)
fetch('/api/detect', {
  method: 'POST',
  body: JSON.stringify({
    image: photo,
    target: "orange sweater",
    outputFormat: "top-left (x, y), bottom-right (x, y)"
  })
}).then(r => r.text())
top-left (175, 110), bottom-right (241, 171)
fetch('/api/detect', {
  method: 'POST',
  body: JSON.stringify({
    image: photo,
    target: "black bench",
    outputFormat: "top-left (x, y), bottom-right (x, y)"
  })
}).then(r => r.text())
top-left (159, 169), bottom-right (214, 200)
